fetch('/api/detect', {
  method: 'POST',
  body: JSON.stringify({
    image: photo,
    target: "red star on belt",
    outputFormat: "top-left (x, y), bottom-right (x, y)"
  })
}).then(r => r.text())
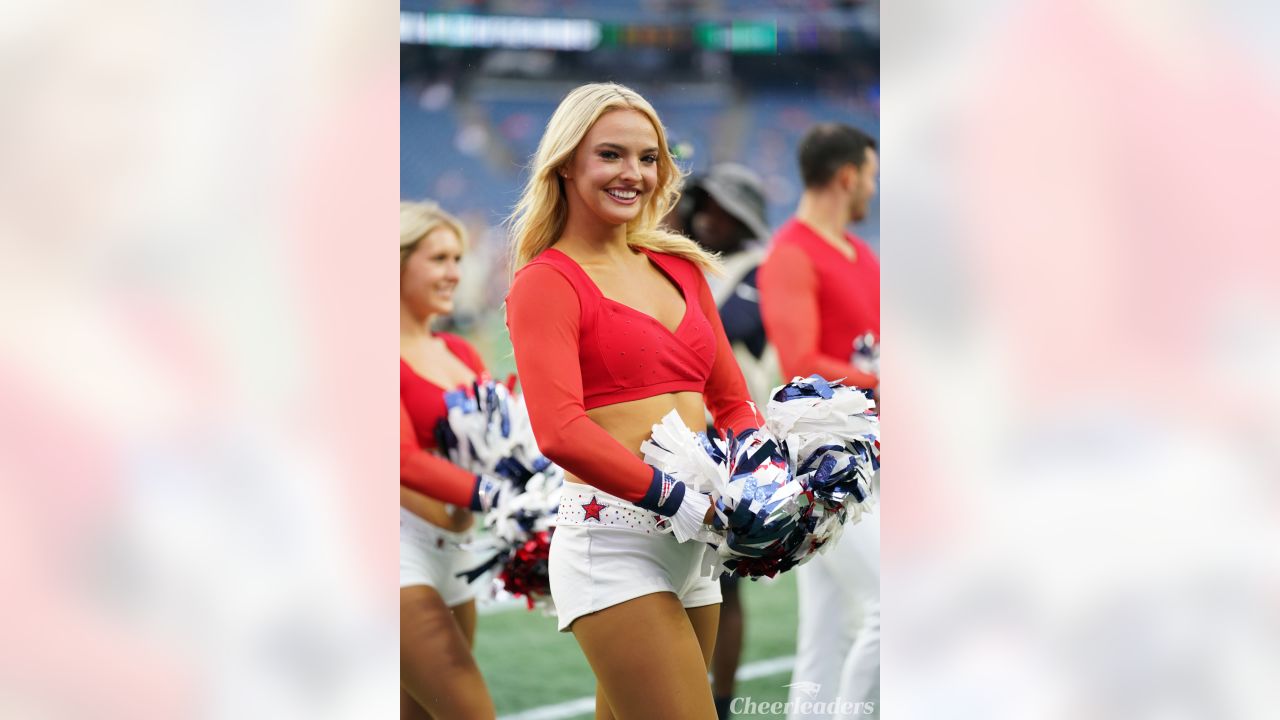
top-left (581, 495), bottom-right (605, 522)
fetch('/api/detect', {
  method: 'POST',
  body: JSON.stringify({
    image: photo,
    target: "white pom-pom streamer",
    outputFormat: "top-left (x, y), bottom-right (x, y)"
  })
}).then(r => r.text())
top-left (640, 411), bottom-right (726, 495)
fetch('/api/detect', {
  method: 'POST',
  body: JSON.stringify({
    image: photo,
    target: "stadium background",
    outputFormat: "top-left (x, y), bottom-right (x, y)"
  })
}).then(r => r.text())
top-left (401, 2), bottom-right (879, 716)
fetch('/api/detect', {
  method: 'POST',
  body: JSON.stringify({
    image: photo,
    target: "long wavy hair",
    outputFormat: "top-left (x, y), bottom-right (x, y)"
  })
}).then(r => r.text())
top-left (507, 82), bottom-right (720, 274)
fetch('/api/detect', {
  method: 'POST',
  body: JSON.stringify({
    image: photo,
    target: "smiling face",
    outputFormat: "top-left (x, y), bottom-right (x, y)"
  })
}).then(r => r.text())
top-left (561, 109), bottom-right (661, 229)
top-left (401, 226), bottom-right (463, 318)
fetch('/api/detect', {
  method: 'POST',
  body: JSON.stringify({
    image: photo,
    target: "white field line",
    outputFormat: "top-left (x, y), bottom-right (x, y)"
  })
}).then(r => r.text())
top-left (499, 655), bottom-right (795, 720)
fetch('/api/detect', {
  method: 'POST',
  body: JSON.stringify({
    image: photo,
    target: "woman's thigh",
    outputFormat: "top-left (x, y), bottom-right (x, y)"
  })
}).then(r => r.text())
top-left (572, 592), bottom-right (717, 720)
top-left (581, 579), bottom-right (721, 720)
top-left (400, 585), bottom-right (494, 719)
top-left (401, 687), bottom-right (432, 720)
top-left (450, 598), bottom-right (477, 647)
top-left (686, 603), bottom-right (721, 668)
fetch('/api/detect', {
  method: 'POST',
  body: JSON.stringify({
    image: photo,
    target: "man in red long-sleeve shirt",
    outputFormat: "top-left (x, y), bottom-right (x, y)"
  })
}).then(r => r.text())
top-left (758, 125), bottom-right (879, 394)
top-left (759, 123), bottom-right (880, 719)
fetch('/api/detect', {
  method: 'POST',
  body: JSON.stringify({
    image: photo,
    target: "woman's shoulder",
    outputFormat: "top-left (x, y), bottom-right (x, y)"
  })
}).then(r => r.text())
top-left (506, 254), bottom-right (586, 318)
top-left (511, 254), bottom-right (578, 294)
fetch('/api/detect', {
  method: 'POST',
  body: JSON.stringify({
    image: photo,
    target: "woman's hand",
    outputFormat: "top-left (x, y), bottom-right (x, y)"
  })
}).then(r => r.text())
top-left (470, 473), bottom-right (516, 513)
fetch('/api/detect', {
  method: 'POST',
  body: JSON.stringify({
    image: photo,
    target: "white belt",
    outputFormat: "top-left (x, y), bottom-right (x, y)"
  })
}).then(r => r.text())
top-left (400, 507), bottom-right (473, 550)
top-left (556, 482), bottom-right (663, 534)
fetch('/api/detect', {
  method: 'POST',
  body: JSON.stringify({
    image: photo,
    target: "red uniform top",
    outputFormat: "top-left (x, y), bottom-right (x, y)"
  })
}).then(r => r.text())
top-left (758, 219), bottom-right (880, 389)
top-left (399, 333), bottom-right (487, 506)
top-left (505, 247), bottom-right (761, 504)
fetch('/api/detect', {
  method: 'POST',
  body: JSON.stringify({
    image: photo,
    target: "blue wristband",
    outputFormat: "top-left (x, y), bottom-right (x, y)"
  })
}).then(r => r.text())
top-left (635, 467), bottom-right (686, 517)
top-left (470, 474), bottom-right (502, 512)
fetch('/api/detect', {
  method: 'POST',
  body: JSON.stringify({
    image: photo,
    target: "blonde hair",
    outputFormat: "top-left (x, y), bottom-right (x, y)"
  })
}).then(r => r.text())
top-left (507, 82), bottom-right (721, 274)
top-left (401, 199), bottom-right (467, 270)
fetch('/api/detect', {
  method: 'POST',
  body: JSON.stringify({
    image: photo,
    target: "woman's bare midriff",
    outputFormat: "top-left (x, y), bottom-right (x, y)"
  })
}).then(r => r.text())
top-left (572, 391), bottom-right (707, 486)
top-left (401, 486), bottom-right (474, 533)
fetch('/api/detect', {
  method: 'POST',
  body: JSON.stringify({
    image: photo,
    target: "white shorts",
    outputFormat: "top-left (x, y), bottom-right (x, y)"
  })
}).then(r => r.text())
top-left (550, 482), bottom-right (722, 632)
top-left (400, 507), bottom-right (480, 607)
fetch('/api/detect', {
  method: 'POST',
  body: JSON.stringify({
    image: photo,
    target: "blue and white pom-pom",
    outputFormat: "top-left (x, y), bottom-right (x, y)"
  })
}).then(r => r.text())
top-left (768, 376), bottom-right (878, 515)
top-left (851, 332), bottom-right (880, 379)
top-left (436, 379), bottom-right (559, 488)
top-left (435, 378), bottom-right (563, 611)
top-left (642, 375), bottom-right (880, 579)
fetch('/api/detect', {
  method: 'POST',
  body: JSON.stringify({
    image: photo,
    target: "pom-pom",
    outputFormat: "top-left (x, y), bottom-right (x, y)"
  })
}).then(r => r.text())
top-left (498, 530), bottom-right (553, 610)
top-left (436, 378), bottom-right (558, 489)
top-left (437, 378), bottom-right (563, 611)
top-left (851, 332), bottom-right (880, 378)
top-left (643, 375), bottom-right (880, 579)
top-left (767, 375), bottom-right (878, 514)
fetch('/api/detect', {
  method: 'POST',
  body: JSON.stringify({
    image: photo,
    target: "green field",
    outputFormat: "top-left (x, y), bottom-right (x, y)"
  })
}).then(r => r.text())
top-left (474, 572), bottom-right (800, 718)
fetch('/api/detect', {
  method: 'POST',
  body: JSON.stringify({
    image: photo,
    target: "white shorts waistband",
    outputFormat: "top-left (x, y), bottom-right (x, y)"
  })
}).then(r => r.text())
top-left (557, 482), bottom-right (663, 534)
top-left (400, 507), bottom-right (474, 549)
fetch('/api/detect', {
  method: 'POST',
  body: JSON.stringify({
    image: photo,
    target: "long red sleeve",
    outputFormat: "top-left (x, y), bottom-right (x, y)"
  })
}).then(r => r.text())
top-left (506, 264), bottom-right (660, 503)
top-left (758, 242), bottom-right (879, 388)
top-left (696, 274), bottom-right (764, 435)
top-left (400, 399), bottom-right (475, 506)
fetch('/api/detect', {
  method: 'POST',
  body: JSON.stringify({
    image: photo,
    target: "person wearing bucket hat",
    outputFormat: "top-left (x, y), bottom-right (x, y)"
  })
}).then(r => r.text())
top-left (684, 163), bottom-right (779, 406)
top-left (758, 123), bottom-right (880, 720)
top-left (684, 163), bottom-right (782, 720)
top-left (686, 163), bottom-right (773, 255)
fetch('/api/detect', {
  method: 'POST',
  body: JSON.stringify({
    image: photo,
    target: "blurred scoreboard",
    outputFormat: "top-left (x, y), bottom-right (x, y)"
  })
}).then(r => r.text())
top-left (400, 11), bottom-right (875, 53)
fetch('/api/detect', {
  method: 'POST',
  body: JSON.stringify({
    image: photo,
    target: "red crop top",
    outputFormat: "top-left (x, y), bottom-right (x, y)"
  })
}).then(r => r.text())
top-left (505, 246), bottom-right (761, 504)
top-left (758, 219), bottom-right (880, 389)
top-left (400, 333), bottom-right (487, 506)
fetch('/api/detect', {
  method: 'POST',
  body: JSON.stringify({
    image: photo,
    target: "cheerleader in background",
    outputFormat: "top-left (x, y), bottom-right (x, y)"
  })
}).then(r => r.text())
top-left (400, 200), bottom-right (507, 720)
top-left (504, 83), bottom-right (772, 720)
top-left (757, 124), bottom-right (881, 720)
